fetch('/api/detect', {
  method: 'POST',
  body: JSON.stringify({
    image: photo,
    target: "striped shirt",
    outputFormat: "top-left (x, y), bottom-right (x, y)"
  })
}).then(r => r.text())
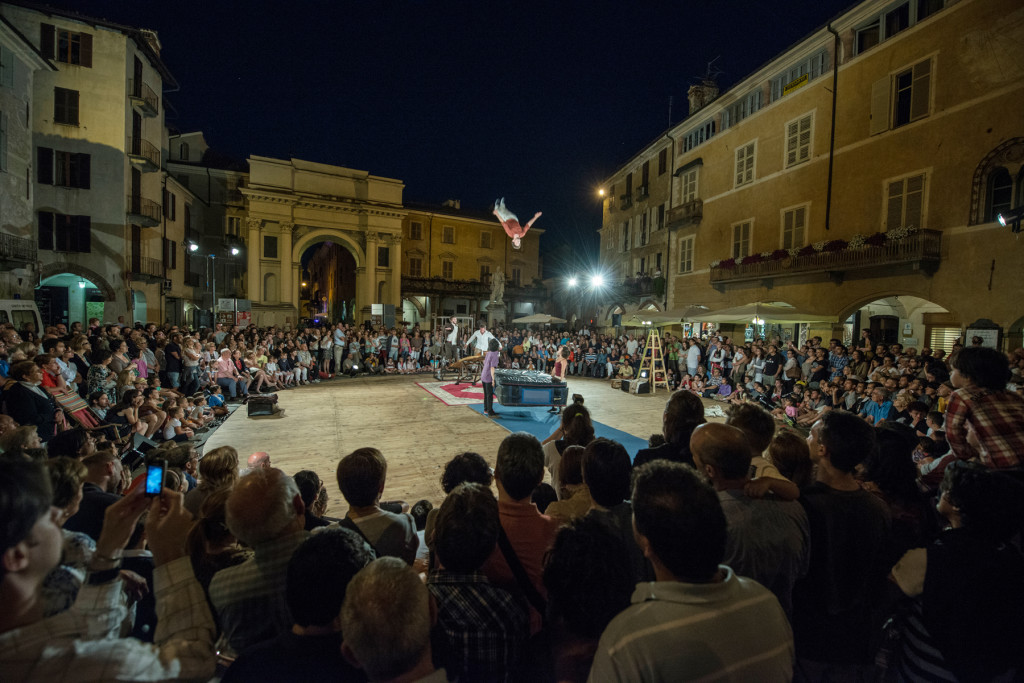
top-left (588, 567), bottom-right (793, 683)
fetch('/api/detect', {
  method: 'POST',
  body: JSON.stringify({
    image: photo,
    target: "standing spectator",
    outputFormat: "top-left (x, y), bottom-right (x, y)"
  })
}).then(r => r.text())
top-left (336, 447), bottom-right (418, 564)
top-left (209, 468), bottom-right (309, 653)
top-left (945, 345), bottom-right (1024, 469)
top-left (792, 411), bottom-right (892, 679)
top-left (428, 483), bottom-right (529, 680)
top-left (589, 460), bottom-right (793, 682)
top-left (632, 391), bottom-right (705, 468)
top-left (164, 333), bottom-right (183, 390)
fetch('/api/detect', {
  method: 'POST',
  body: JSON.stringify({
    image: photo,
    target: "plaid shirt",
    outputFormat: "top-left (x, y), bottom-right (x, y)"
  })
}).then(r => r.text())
top-left (0, 556), bottom-right (215, 681)
top-left (946, 386), bottom-right (1024, 469)
top-left (829, 352), bottom-right (849, 380)
top-left (427, 570), bottom-right (529, 682)
top-left (208, 530), bottom-right (308, 654)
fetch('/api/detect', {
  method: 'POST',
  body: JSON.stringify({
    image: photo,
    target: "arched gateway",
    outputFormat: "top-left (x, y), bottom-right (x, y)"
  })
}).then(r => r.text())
top-left (240, 156), bottom-right (406, 327)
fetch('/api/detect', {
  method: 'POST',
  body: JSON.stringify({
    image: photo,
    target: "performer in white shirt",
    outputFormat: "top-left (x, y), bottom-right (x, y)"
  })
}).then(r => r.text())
top-left (444, 316), bottom-right (460, 361)
top-left (466, 322), bottom-right (500, 356)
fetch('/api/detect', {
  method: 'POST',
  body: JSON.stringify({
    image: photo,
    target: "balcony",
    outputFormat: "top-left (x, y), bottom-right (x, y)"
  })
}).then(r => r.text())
top-left (401, 276), bottom-right (548, 303)
top-left (126, 195), bottom-right (161, 227)
top-left (126, 136), bottom-right (160, 172)
top-left (667, 199), bottom-right (703, 228)
top-left (0, 232), bottom-right (37, 266)
top-left (619, 193), bottom-right (633, 210)
top-left (129, 255), bottom-right (164, 283)
top-left (709, 229), bottom-right (942, 287)
top-left (128, 79), bottom-right (159, 117)
top-left (636, 184), bottom-right (649, 201)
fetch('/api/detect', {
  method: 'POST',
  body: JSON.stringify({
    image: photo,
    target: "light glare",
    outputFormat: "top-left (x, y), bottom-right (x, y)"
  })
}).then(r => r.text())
top-left (567, 277), bottom-right (578, 287)
top-left (590, 274), bottom-right (604, 287)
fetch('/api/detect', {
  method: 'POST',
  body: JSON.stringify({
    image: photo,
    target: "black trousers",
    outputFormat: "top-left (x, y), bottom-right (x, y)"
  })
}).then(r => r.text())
top-left (482, 381), bottom-right (494, 413)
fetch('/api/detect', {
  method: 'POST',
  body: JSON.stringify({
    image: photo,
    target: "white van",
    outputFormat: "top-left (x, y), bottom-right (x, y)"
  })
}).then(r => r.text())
top-left (0, 299), bottom-right (43, 335)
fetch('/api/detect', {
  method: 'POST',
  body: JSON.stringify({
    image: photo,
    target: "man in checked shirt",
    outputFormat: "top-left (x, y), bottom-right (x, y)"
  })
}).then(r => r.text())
top-left (0, 459), bottom-right (215, 681)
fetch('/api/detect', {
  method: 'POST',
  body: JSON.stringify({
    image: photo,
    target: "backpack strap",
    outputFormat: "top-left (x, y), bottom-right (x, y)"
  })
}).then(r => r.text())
top-left (497, 525), bottom-right (547, 619)
top-left (340, 516), bottom-right (377, 555)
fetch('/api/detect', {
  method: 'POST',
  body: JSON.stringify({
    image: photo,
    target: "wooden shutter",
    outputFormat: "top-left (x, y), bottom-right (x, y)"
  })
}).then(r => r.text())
top-left (0, 112), bottom-right (6, 172)
top-left (886, 179), bottom-right (904, 230)
top-left (870, 76), bottom-right (890, 135)
top-left (79, 33), bottom-right (92, 68)
top-left (37, 146), bottom-right (53, 184)
top-left (74, 216), bottom-right (91, 253)
top-left (40, 24), bottom-right (55, 59)
top-left (76, 153), bottom-right (90, 189)
top-left (0, 46), bottom-right (13, 88)
top-left (38, 211), bottom-right (54, 250)
top-left (905, 174), bottom-right (925, 227)
top-left (909, 58), bottom-right (931, 122)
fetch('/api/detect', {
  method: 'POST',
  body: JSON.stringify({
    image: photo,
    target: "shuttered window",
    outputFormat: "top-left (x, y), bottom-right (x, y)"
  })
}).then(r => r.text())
top-left (886, 174), bottom-right (926, 230)
top-left (735, 142), bottom-right (755, 187)
top-left (927, 326), bottom-right (960, 352)
top-left (782, 206), bottom-right (807, 249)
top-left (53, 87), bottom-right (79, 125)
top-left (785, 114), bottom-right (813, 167)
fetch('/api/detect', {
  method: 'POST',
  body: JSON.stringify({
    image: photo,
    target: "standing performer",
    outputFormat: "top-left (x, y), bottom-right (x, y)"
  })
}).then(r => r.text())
top-left (482, 338), bottom-right (500, 417)
top-left (549, 346), bottom-right (570, 414)
top-left (444, 316), bottom-right (460, 361)
top-left (466, 321), bottom-right (500, 356)
top-left (493, 198), bottom-right (541, 250)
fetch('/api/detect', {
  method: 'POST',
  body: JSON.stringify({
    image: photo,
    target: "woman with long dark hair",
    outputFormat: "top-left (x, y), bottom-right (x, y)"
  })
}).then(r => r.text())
top-left (542, 394), bottom-right (594, 498)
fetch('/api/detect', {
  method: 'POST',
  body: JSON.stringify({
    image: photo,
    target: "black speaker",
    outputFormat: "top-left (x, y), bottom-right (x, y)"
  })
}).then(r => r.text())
top-left (621, 379), bottom-right (631, 393)
top-left (634, 380), bottom-right (651, 395)
top-left (248, 397), bottom-right (277, 417)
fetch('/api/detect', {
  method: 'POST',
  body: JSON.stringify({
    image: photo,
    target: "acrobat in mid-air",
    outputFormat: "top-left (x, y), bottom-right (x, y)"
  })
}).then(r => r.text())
top-left (493, 198), bottom-right (541, 250)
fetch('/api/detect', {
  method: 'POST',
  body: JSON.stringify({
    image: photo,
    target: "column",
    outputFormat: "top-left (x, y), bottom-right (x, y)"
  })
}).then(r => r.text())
top-left (355, 267), bottom-right (369, 323)
top-left (387, 233), bottom-right (403, 311)
top-left (279, 223), bottom-right (293, 313)
top-left (246, 218), bottom-right (261, 302)
top-left (292, 263), bottom-right (300, 318)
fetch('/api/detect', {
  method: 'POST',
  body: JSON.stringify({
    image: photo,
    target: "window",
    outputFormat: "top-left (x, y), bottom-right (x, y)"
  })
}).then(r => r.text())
top-left (986, 168), bottom-right (1013, 223)
top-left (927, 325), bottom-right (960, 352)
top-left (38, 211), bottom-right (91, 252)
top-left (0, 111), bottom-right (6, 172)
top-left (480, 264), bottom-right (491, 283)
top-left (55, 29), bottom-right (92, 66)
top-left (680, 167), bottom-right (699, 203)
top-left (782, 206), bottom-right (807, 249)
top-left (682, 119), bottom-right (715, 152)
top-left (640, 213), bottom-right (648, 246)
top-left (732, 221), bottom-right (752, 259)
top-left (679, 235), bottom-right (694, 273)
top-left (409, 257), bottom-right (423, 277)
top-left (885, 173), bottom-right (926, 230)
top-left (511, 268), bottom-right (521, 287)
top-left (163, 238), bottom-right (177, 270)
top-left (655, 252), bottom-right (662, 271)
top-left (855, 2), bottom-right (945, 55)
top-left (622, 221), bottom-right (630, 252)
top-left (226, 216), bottom-right (241, 237)
top-left (163, 190), bottom-right (177, 220)
top-left (892, 59), bottom-right (931, 128)
top-left (441, 260), bottom-right (454, 279)
top-left (886, 4), bottom-right (910, 37)
top-left (770, 50), bottom-right (828, 101)
top-left (377, 246), bottom-right (390, 267)
top-left (722, 89), bottom-right (763, 128)
top-left (658, 148), bottom-right (668, 175)
top-left (657, 203), bottom-right (666, 230)
top-left (442, 225), bottom-right (454, 244)
top-left (785, 114), bottom-right (813, 167)
top-left (264, 235), bottom-right (278, 259)
top-left (409, 221), bottom-right (422, 240)
top-left (37, 147), bottom-right (91, 188)
top-left (480, 231), bottom-right (491, 249)
top-left (0, 46), bottom-right (14, 88)
top-left (918, 0), bottom-right (943, 21)
top-left (53, 87), bottom-right (78, 125)
top-left (179, 142), bottom-right (189, 160)
top-left (735, 142), bottom-right (756, 187)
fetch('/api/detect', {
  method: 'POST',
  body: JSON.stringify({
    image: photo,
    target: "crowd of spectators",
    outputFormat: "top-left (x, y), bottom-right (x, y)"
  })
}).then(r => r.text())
top-left (0, 315), bottom-right (1023, 682)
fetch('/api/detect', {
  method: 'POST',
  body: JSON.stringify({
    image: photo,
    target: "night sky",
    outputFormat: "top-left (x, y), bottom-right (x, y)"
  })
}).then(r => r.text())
top-left (50, 0), bottom-right (854, 262)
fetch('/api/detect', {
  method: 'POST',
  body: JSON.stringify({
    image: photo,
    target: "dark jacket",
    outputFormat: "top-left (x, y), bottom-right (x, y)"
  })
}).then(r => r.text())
top-left (3, 382), bottom-right (59, 442)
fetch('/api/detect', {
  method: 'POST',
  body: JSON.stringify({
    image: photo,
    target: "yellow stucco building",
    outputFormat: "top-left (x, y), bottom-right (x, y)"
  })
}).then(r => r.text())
top-left (599, 0), bottom-right (1024, 349)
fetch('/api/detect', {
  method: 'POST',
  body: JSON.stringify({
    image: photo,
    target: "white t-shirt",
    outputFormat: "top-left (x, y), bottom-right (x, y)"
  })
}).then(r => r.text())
top-left (164, 418), bottom-right (181, 441)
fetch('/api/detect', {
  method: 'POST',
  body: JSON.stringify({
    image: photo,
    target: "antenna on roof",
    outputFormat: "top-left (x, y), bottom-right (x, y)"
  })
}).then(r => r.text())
top-left (668, 96), bottom-right (673, 126)
top-left (703, 56), bottom-right (722, 84)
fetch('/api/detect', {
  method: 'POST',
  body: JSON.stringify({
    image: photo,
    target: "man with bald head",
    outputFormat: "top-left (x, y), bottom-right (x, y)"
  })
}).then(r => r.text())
top-left (209, 468), bottom-right (309, 653)
top-left (691, 423), bottom-right (810, 617)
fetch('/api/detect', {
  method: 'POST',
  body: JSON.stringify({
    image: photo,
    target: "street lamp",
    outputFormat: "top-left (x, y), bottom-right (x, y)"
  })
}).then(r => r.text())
top-left (567, 276), bottom-right (578, 288)
top-left (997, 207), bottom-right (1024, 234)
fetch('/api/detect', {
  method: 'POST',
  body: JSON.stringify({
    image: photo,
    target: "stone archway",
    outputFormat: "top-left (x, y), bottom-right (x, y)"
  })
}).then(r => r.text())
top-left (39, 261), bottom-right (118, 301)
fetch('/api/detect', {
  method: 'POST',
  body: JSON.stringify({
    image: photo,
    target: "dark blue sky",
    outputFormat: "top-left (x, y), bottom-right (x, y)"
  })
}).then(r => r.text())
top-left (54, 0), bottom-right (854, 257)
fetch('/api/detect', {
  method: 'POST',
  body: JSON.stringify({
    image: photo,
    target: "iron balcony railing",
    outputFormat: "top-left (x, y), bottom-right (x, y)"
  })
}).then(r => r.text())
top-left (0, 232), bottom-right (37, 262)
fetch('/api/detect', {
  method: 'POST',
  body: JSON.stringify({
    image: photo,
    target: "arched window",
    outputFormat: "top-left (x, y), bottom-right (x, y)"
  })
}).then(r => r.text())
top-left (263, 273), bottom-right (278, 302)
top-left (986, 167), bottom-right (1013, 222)
top-left (179, 142), bottom-right (190, 161)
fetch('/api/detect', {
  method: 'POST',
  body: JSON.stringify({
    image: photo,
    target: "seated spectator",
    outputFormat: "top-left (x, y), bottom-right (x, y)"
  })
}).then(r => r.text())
top-left (341, 557), bottom-right (444, 681)
top-left (946, 345), bottom-right (1024, 469)
top-left (0, 460), bottom-right (216, 680)
top-left (184, 445), bottom-right (239, 517)
top-left (860, 386), bottom-right (895, 425)
top-left (423, 451), bottom-right (493, 559)
top-left (724, 403), bottom-right (800, 500)
top-left (63, 450), bottom-right (127, 542)
top-left (541, 395), bottom-right (594, 498)
top-left (40, 456), bottom-right (94, 617)
top-left (481, 432), bottom-right (560, 635)
top-left (2, 360), bottom-right (61, 443)
top-left (46, 427), bottom-right (99, 460)
top-left (186, 487), bottom-right (251, 594)
top-left (336, 447), bottom-right (418, 564)
top-left (589, 460), bottom-right (793, 681)
top-left (293, 469), bottom-right (331, 530)
top-left (632, 390), bottom-right (705, 468)
top-left (792, 411), bottom-right (892, 678)
top-left (0, 424), bottom-right (42, 453)
top-left (428, 482), bottom-right (529, 680)
top-left (890, 461), bottom-right (1024, 681)
top-left (530, 482), bottom-right (557, 514)
top-left (223, 528), bottom-right (373, 683)
top-left (542, 518), bottom-right (635, 683)
top-left (544, 445), bottom-right (593, 523)
top-left (690, 423), bottom-right (810, 618)
top-left (209, 468), bottom-right (309, 654)
top-left (766, 430), bottom-right (815, 491)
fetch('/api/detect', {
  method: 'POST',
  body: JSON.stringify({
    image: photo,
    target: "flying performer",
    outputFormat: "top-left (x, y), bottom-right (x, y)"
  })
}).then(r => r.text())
top-left (493, 198), bottom-right (541, 250)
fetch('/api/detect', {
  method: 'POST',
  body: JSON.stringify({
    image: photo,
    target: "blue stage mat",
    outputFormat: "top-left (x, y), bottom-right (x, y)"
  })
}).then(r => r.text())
top-left (467, 403), bottom-right (649, 460)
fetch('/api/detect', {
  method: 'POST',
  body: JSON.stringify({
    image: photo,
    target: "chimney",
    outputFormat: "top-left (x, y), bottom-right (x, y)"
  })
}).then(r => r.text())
top-left (442, 199), bottom-right (461, 210)
top-left (139, 29), bottom-right (162, 55)
top-left (687, 79), bottom-right (719, 116)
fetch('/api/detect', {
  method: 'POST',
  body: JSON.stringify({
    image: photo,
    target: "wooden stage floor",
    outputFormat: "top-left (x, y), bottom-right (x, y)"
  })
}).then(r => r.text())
top-left (204, 374), bottom-right (686, 519)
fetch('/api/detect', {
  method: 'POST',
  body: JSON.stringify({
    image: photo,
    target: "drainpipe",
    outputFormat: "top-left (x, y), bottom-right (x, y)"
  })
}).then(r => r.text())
top-left (663, 132), bottom-right (675, 310)
top-left (825, 23), bottom-right (840, 231)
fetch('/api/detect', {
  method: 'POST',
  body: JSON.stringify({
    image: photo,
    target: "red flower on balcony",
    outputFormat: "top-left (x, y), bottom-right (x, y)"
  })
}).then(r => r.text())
top-left (770, 249), bottom-right (789, 261)
top-left (823, 239), bottom-right (848, 252)
top-left (797, 244), bottom-right (817, 256)
top-left (718, 257), bottom-right (736, 269)
top-left (865, 232), bottom-right (887, 247)
top-left (740, 254), bottom-right (764, 265)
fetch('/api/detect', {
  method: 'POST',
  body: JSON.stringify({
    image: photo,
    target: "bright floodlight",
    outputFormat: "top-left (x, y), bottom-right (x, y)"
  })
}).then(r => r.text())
top-left (598, 188), bottom-right (606, 197)
top-left (188, 242), bottom-right (199, 252)
top-left (230, 247), bottom-right (240, 255)
top-left (590, 274), bottom-right (604, 288)
top-left (567, 277), bottom-right (578, 288)
top-left (998, 213), bottom-right (1008, 227)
